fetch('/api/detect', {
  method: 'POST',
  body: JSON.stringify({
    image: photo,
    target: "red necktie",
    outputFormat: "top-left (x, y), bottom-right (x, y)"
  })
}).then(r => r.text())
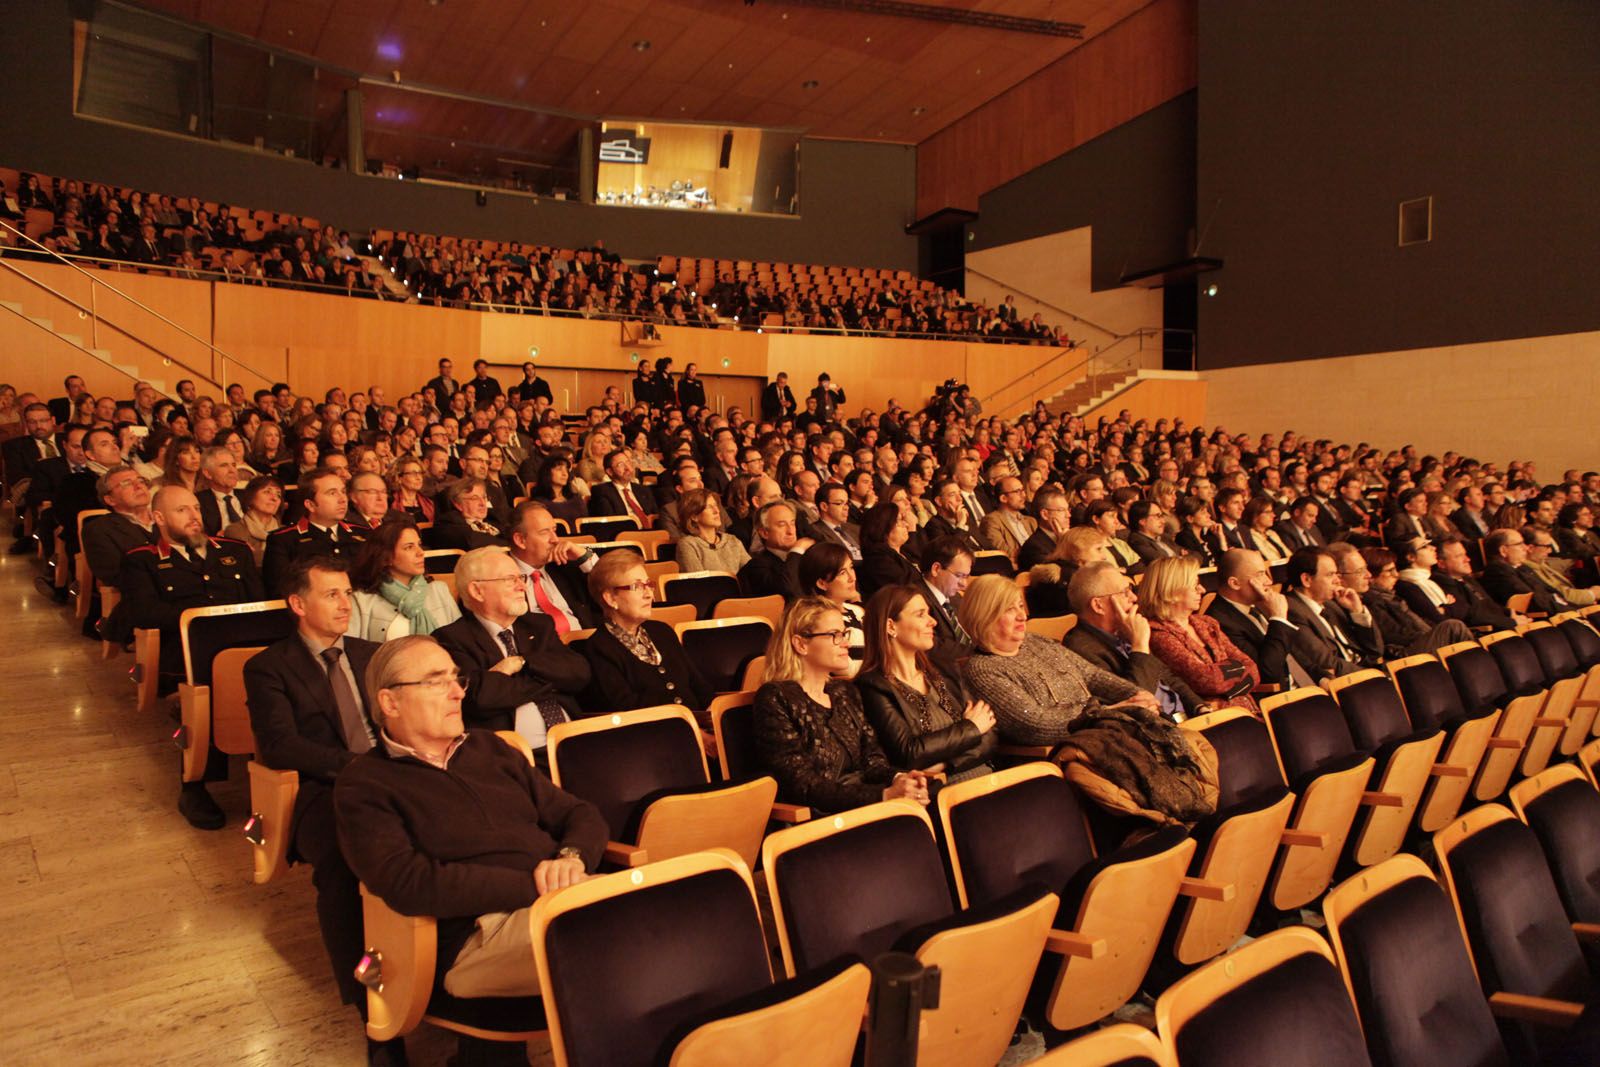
top-left (530, 570), bottom-right (570, 634)
top-left (621, 484), bottom-right (647, 525)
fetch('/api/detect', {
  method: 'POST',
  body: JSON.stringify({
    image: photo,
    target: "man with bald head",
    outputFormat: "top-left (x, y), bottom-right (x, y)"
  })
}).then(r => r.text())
top-left (110, 484), bottom-right (264, 828)
top-left (1065, 561), bottom-right (1200, 719)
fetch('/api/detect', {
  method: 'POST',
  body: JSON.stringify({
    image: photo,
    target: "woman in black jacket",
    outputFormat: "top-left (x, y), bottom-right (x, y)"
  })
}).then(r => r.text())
top-left (857, 501), bottom-right (920, 600)
top-left (579, 550), bottom-right (713, 713)
top-left (856, 584), bottom-right (997, 781)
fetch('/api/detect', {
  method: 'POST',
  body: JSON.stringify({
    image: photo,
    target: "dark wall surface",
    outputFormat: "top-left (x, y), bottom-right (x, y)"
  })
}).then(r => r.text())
top-left (967, 91), bottom-right (1197, 292)
top-left (1196, 0), bottom-right (1600, 368)
top-left (0, 4), bottom-right (919, 271)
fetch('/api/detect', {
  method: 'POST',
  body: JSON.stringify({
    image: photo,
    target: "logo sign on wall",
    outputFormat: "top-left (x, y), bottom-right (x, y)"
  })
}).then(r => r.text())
top-left (598, 135), bottom-right (651, 164)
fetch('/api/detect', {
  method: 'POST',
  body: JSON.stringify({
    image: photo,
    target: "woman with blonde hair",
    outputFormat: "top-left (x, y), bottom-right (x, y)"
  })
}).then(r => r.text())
top-left (1026, 526), bottom-right (1110, 619)
top-left (959, 575), bottom-right (1155, 745)
top-left (1140, 555), bottom-right (1262, 713)
top-left (754, 596), bottom-right (930, 813)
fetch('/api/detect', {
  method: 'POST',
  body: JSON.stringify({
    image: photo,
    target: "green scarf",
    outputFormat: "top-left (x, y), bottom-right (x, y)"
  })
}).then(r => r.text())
top-left (380, 575), bottom-right (437, 636)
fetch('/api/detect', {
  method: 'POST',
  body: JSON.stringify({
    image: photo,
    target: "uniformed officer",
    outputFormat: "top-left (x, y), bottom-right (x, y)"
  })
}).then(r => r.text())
top-left (262, 467), bottom-right (370, 596)
top-left (113, 485), bottom-right (264, 829)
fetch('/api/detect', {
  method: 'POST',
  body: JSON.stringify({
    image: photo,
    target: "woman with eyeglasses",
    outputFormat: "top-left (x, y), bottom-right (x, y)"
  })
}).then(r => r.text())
top-left (579, 549), bottom-right (712, 713)
top-left (754, 597), bottom-right (931, 813)
top-left (857, 585), bottom-right (996, 782)
top-left (346, 517), bottom-right (462, 642)
top-left (389, 457), bottom-right (435, 524)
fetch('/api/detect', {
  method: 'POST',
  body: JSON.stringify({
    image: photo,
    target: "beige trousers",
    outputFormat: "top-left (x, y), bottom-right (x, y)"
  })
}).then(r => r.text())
top-left (442, 908), bottom-right (541, 998)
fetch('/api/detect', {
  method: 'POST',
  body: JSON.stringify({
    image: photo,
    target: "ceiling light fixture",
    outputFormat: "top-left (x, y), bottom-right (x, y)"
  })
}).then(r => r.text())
top-left (632, 39), bottom-right (651, 51)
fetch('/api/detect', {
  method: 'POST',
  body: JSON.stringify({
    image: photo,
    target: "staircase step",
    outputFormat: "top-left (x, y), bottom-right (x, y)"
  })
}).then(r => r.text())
top-left (0, 300), bottom-right (22, 314)
top-left (90, 348), bottom-right (113, 359)
top-left (57, 333), bottom-right (82, 347)
top-left (27, 316), bottom-right (52, 331)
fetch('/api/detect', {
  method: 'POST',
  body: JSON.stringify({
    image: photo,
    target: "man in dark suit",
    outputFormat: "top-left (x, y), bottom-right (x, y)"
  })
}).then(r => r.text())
top-left (80, 464), bottom-right (159, 610)
top-left (1205, 549), bottom-right (1308, 689)
top-left (703, 435), bottom-right (739, 499)
top-left (196, 445), bottom-right (246, 537)
top-left (44, 375), bottom-right (87, 427)
top-left (262, 469), bottom-right (370, 596)
top-left (918, 537), bottom-right (975, 680)
top-left (457, 443), bottom-right (512, 529)
top-left (1283, 546), bottom-right (1381, 679)
top-left (434, 546), bottom-right (590, 746)
top-left (1384, 488), bottom-right (1431, 550)
top-left (507, 360), bottom-right (553, 406)
top-left (508, 500), bottom-right (598, 633)
top-left (243, 555), bottom-right (389, 1055)
top-left (111, 485), bottom-right (264, 828)
top-left (1018, 489), bottom-right (1070, 571)
top-left (1276, 497), bottom-right (1327, 551)
top-left (1450, 485), bottom-right (1492, 540)
top-left (586, 450), bottom-right (658, 528)
top-left (1127, 500), bottom-right (1182, 567)
top-left (5, 402), bottom-right (60, 549)
top-left (426, 477), bottom-right (507, 552)
top-left (760, 372), bottom-right (796, 421)
top-left (739, 501), bottom-right (805, 598)
top-left (1326, 474), bottom-right (1374, 541)
top-left (39, 426), bottom-right (124, 599)
top-left (811, 482), bottom-right (863, 560)
top-left (1066, 562), bottom-right (1200, 718)
top-left (923, 477), bottom-right (985, 556)
top-left (1209, 488), bottom-right (1254, 557)
top-left (1480, 528), bottom-right (1569, 616)
top-left (1433, 535), bottom-right (1516, 630)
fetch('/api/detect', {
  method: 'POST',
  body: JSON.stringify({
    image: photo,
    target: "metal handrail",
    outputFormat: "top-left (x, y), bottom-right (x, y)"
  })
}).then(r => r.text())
top-left (0, 218), bottom-right (274, 389)
top-left (964, 267), bottom-right (1121, 338)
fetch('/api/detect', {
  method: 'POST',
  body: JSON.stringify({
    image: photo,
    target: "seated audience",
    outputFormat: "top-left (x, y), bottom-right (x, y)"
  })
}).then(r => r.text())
top-left (346, 518), bottom-right (461, 641)
top-left (810, 481), bottom-right (864, 560)
top-left (1243, 496), bottom-right (1291, 563)
top-left (856, 499), bottom-right (919, 599)
top-left (388, 457), bottom-right (435, 524)
top-left (856, 584), bottom-right (997, 780)
top-left (1174, 496), bottom-right (1217, 563)
top-left (587, 448), bottom-right (657, 528)
top-left (1353, 544), bottom-right (1472, 656)
top-left (739, 500), bottom-right (806, 598)
top-left (923, 476), bottom-right (984, 555)
top-left (579, 549), bottom-right (712, 713)
top-left (959, 574), bottom-right (1153, 745)
top-left (527, 452), bottom-right (586, 526)
top-left (433, 546), bottom-right (590, 746)
top-left (1430, 534), bottom-right (1517, 630)
top-left (347, 471), bottom-right (391, 528)
top-left (1140, 555), bottom-right (1262, 714)
top-left (1521, 525), bottom-right (1599, 606)
top-left (334, 635), bottom-right (606, 1065)
top-left (1276, 495), bottom-right (1326, 550)
top-left (977, 474), bottom-right (1036, 565)
top-left (427, 477), bottom-right (506, 551)
top-left (1480, 527), bottom-right (1570, 615)
top-left (1018, 486), bottom-right (1071, 570)
top-left (1084, 499), bottom-right (1142, 573)
top-left (1066, 561), bottom-right (1201, 719)
top-left (196, 445), bottom-right (245, 536)
top-left (508, 501), bottom-right (598, 633)
top-left (1026, 527), bottom-right (1109, 619)
top-left (797, 542), bottom-right (865, 673)
top-left (1126, 499), bottom-right (1181, 566)
top-left (752, 597), bottom-right (930, 813)
top-left (80, 464), bottom-right (158, 595)
top-left (1204, 549), bottom-right (1306, 689)
top-left (672, 488), bottom-right (750, 573)
top-left (1282, 546), bottom-right (1381, 678)
top-left (915, 536), bottom-right (976, 678)
top-left (222, 474), bottom-right (283, 565)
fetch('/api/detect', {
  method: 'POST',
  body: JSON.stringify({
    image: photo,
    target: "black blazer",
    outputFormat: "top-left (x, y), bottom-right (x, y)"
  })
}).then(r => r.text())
top-left (424, 509), bottom-right (505, 552)
top-left (82, 512), bottom-right (157, 585)
top-left (923, 515), bottom-right (984, 556)
top-left (1128, 531), bottom-right (1181, 567)
top-left (739, 549), bottom-right (801, 598)
top-left (579, 620), bottom-right (714, 714)
top-left (855, 670), bottom-right (992, 773)
top-left (1383, 513), bottom-right (1429, 550)
top-left (760, 382), bottom-right (796, 420)
top-left (1433, 572), bottom-right (1514, 630)
top-left (1205, 595), bottom-right (1298, 688)
top-left (1175, 528), bottom-right (1216, 565)
top-left (530, 560), bottom-right (599, 631)
top-left (1064, 622), bottom-right (1202, 715)
top-left (1275, 519), bottom-right (1325, 551)
top-left (1016, 526), bottom-right (1058, 571)
top-left (857, 546), bottom-right (919, 600)
top-left (1480, 560), bottom-right (1568, 616)
top-left (245, 634), bottom-right (379, 840)
top-left (1450, 509), bottom-right (1491, 541)
top-left (434, 611), bottom-right (591, 732)
top-left (587, 480), bottom-right (658, 521)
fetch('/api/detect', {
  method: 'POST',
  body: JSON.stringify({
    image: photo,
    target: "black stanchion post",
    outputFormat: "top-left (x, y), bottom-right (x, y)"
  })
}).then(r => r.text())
top-left (864, 951), bottom-right (941, 1067)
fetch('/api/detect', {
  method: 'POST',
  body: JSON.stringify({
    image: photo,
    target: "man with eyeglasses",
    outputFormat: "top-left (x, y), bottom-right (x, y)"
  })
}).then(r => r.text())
top-left (81, 464), bottom-right (159, 618)
top-left (812, 483), bottom-right (863, 561)
top-left (435, 545), bottom-right (590, 750)
top-left (1066, 561), bottom-right (1201, 720)
top-left (337, 637), bottom-right (606, 1066)
top-left (1517, 526), bottom-right (1599, 607)
top-left (242, 555), bottom-right (391, 1059)
top-left (917, 536), bottom-right (977, 679)
top-left (1018, 488), bottom-right (1070, 570)
top-left (977, 475), bottom-right (1037, 568)
top-left (1334, 541), bottom-right (1471, 657)
top-left (1481, 528), bottom-right (1570, 615)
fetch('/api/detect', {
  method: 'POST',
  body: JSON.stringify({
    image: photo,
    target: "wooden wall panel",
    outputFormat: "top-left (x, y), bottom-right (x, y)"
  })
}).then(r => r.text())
top-left (765, 333), bottom-right (971, 417)
top-left (1080, 374), bottom-right (1206, 426)
top-left (915, 0), bottom-right (1197, 218)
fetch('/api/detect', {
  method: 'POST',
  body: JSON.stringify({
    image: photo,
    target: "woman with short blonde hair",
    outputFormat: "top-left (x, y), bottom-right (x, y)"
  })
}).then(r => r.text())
top-left (1140, 556), bottom-right (1262, 712)
top-left (1137, 554), bottom-right (1201, 623)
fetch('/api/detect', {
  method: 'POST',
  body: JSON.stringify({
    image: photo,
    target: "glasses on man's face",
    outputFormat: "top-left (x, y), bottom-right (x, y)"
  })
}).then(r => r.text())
top-left (477, 574), bottom-right (525, 587)
top-left (947, 570), bottom-right (972, 583)
top-left (389, 670), bottom-right (465, 693)
top-left (611, 580), bottom-right (654, 595)
top-left (800, 629), bottom-right (850, 646)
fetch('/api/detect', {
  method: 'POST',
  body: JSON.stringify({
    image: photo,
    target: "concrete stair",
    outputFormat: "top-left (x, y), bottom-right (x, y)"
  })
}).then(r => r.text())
top-left (0, 297), bottom-right (166, 394)
top-left (1046, 370), bottom-right (1138, 416)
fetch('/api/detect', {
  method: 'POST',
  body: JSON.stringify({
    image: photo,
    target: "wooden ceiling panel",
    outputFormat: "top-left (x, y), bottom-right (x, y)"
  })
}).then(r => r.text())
top-left (130, 0), bottom-right (1158, 142)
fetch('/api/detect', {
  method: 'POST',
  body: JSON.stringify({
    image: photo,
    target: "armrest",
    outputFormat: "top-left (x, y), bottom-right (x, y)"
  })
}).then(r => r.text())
top-left (246, 762), bottom-right (300, 885)
top-left (1251, 683), bottom-right (1283, 696)
top-left (1178, 877), bottom-right (1235, 902)
top-left (995, 743), bottom-right (1053, 760)
top-left (1573, 699), bottom-right (1600, 709)
top-left (1360, 791), bottom-right (1406, 808)
top-left (770, 802), bottom-right (811, 824)
top-left (1282, 828), bottom-right (1330, 848)
top-left (603, 842), bottom-right (649, 867)
top-left (1532, 716), bottom-right (1567, 728)
top-left (1430, 763), bottom-right (1472, 778)
top-left (1488, 991), bottom-right (1585, 1027)
top-left (1044, 928), bottom-right (1107, 960)
top-left (1485, 737), bottom-right (1524, 750)
top-left (1572, 922), bottom-right (1600, 942)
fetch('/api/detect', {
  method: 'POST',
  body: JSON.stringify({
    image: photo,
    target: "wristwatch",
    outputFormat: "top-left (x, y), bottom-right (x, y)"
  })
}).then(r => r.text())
top-left (557, 846), bottom-right (584, 862)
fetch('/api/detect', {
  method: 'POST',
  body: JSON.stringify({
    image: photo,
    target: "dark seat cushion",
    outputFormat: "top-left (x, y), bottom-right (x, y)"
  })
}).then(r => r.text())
top-left (1448, 649), bottom-right (1510, 717)
top-left (1337, 678), bottom-right (1416, 751)
top-left (1201, 715), bottom-right (1287, 809)
top-left (1339, 875), bottom-right (1509, 1067)
top-left (545, 866), bottom-right (774, 1067)
top-left (1527, 627), bottom-right (1584, 683)
top-left (1525, 781), bottom-right (1600, 926)
top-left (556, 717), bottom-right (708, 840)
top-left (1394, 661), bottom-right (1476, 732)
top-left (1174, 951), bottom-right (1372, 1067)
top-left (1271, 694), bottom-right (1359, 783)
top-left (772, 812), bottom-right (953, 973)
top-left (890, 883), bottom-right (1054, 956)
top-left (1559, 620), bottom-right (1600, 669)
top-left (945, 772), bottom-right (1097, 908)
top-left (1487, 638), bottom-right (1547, 700)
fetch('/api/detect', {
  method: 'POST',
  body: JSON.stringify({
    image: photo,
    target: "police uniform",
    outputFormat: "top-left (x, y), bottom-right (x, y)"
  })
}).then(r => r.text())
top-left (112, 535), bottom-right (265, 676)
top-left (261, 518), bottom-right (370, 597)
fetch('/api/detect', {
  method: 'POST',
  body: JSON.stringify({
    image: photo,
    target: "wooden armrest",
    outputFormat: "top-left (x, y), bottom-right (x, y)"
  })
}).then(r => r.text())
top-left (770, 802), bottom-right (811, 824)
top-left (1532, 717), bottom-right (1567, 728)
top-left (1573, 699), bottom-right (1600, 709)
top-left (1429, 763), bottom-right (1471, 778)
top-left (603, 842), bottom-right (649, 867)
top-left (1178, 877), bottom-right (1235, 902)
top-left (1360, 791), bottom-right (1406, 808)
top-left (1485, 738), bottom-right (1524, 750)
top-left (1044, 928), bottom-right (1107, 960)
top-left (1251, 683), bottom-right (1283, 696)
top-left (996, 744), bottom-right (1053, 759)
top-left (1527, 612), bottom-right (1549, 620)
top-left (1572, 922), bottom-right (1600, 942)
top-left (1488, 991), bottom-right (1585, 1027)
top-left (1281, 828), bottom-right (1330, 848)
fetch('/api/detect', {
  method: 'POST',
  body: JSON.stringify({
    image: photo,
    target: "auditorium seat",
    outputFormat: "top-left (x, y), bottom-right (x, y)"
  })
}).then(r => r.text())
top-left (658, 570), bottom-right (740, 618)
top-left (1324, 668), bottom-right (1444, 862)
top-left (1033, 1022), bottom-right (1172, 1066)
top-left (760, 799), bottom-right (1058, 1066)
top-left (545, 704), bottom-right (777, 870)
top-left (1386, 652), bottom-right (1495, 830)
top-left (1438, 639), bottom-right (1528, 801)
top-left (710, 594), bottom-right (783, 627)
top-left (1508, 764), bottom-right (1600, 935)
top-left (176, 600), bottom-right (294, 783)
top-left (1481, 630), bottom-right (1565, 777)
top-left (935, 762), bottom-right (1197, 1031)
top-left (673, 616), bottom-right (771, 693)
top-left (529, 850), bottom-right (869, 1067)
top-left (1520, 620), bottom-right (1592, 756)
